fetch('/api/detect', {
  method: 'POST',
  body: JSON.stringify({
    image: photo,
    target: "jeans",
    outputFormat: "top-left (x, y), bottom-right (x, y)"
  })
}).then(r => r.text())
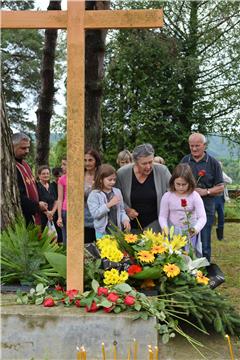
top-left (214, 196), bottom-right (225, 229)
top-left (200, 214), bottom-right (214, 262)
top-left (61, 210), bottom-right (67, 246)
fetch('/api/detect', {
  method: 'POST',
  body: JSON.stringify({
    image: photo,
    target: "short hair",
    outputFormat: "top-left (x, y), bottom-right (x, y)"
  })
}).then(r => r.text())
top-left (12, 132), bottom-right (30, 146)
top-left (37, 165), bottom-right (50, 176)
top-left (189, 133), bottom-right (207, 144)
top-left (169, 163), bottom-right (196, 193)
top-left (52, 167), bottom-right (62, 177)
top-left (84, 149), bottom-right (101, 170)
top-left (154, 156), bottom-right (165, 165)
top-left (117, 150), bottom-right (132, 163)
top-left (94, 164), bottom-right (116, 191)
top-left (132, 143), bottom-right (154, 162)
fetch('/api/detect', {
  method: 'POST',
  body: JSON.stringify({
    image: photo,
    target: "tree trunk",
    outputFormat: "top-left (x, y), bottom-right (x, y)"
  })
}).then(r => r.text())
top-left (35, 0), bottom-right (61, 167)
top-left (1, 90), bottom-right (21, 230)
top-left (85, 1), bottom-right (110, 151)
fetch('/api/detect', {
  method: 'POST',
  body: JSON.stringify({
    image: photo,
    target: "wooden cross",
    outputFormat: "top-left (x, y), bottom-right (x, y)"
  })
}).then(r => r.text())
top-left (1, 0), bottom-right (163, 291)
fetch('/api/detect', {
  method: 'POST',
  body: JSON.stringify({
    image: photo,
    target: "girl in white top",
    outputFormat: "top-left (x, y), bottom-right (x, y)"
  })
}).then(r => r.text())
top-left (159, 163), bottom-right (206, 256)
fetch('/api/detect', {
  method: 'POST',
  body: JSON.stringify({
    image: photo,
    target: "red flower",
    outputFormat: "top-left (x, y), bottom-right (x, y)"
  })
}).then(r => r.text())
top-left (65, 289), bottom-right (79, 300)
top-left (75, 299), bottom-right (82, 307)
top-left (43, 298), bottom-right (55, 307)
top-left (103, 306), bottom-right (114, 313)
top-left (85, 301), bottom-right (98, 312)
top-left (55, 284), bottom-right (63, 291)
top-left (198, 169), bottom-right (206, 177)
top-left (97, 287), bottom-right (108, 296)
top-left (124, 295), bottom-right (136, 306)
top-left (181, 199), bottom-right (187, 207)
top-left (107, 292), bottom-right (119, 303)
top-left (127, 264), bottom-right (142, 276)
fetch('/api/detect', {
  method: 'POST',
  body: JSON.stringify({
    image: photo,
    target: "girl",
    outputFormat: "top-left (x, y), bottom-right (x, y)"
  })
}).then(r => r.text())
top-left (84, 149), bottom-right (101, 243)
top-left (159, 163), bottom-right (206, 256)
top-left (57, 158), bottom-right (67, 245)
top-left (87, 164), bottom-right (131, 238)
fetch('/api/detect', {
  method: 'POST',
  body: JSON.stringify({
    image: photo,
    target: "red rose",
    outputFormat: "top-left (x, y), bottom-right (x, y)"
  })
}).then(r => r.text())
top-left (66, 289), bottom-right (79, 299)
top-left (85, 301), bottom-right (98, 312)
top-left (43, 298), bottom-right (55, 307)
top-left (55, 284), bottom-right (63, 291)
top-left (198, 169), bottom-right (206, 177)
top-left (107, 292), bottom-right (119, 303)
top-left (124, 295), bottom-right (135, 306)
top-left (181, 199), bottom-right (187, 207)
top-left (127, 264), bottom-right (143, 276)
top-left (75, 299), bottom-right (82, 307)
top-left (97, 287), bottom-right (108, 296)
top-left (103, 306), bottom-right (113, 313)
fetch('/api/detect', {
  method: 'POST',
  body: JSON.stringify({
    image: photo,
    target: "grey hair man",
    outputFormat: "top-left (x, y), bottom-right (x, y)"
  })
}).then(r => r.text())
top-left (116, 143), bottom-right (171, 233)
top-left (12, 132), bottom-right (48, 225)
top-left (181, 132), bottom-right (224, 261)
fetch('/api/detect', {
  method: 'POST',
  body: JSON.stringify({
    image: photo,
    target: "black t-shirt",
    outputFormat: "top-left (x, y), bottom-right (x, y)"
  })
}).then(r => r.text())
top-left (130, 170), bottom-right (158, 229)
top-left (37, 182), bottom-right (57, 228)
top-left (104, 190), bottom-right (118, 232)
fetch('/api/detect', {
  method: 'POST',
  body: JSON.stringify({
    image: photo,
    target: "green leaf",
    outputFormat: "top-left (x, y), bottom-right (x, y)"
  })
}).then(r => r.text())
top-left (114, 306), bottom-right (122, 314)
top-left (99, 299), bottom-right (113, 308)
top-left (134, 303), bottom-right (141, 311)
top-left (113, 283), bottom-right (132, 293)
top-left (132, 266), bottom-right (161, 279)
top-left (162, 333), bottom-right (170, 344)
top-left (44, 252), bottom-right (66, 278)
top-left (91, 279), bottom-right (99, 293)
top-left (35, 283), bottom-right (45, 293)
top-left (35, 297), bottom-right (44, 305)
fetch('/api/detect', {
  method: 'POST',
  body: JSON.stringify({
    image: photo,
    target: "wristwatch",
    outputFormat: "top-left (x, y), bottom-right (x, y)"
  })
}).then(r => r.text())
top-left (207, 189), bottom-right (210, 195)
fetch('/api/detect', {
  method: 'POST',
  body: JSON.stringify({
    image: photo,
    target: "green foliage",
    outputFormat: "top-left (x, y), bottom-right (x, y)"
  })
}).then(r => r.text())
top-left (0, 217), bottom-right (65, 285)
top-left (49, 136), bottom-right (67, 168)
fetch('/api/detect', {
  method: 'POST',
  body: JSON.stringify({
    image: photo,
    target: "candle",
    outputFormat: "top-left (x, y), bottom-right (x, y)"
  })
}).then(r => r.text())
top-left (113, 342), bottom-right (117, 360)
top-left (133, 338), bottom-right (138, 360)
top-left (102, 342), bottom-right (106, 360)
top-left (127, 345), bottom-right (131, 360)
top-left (148, 349), bottom-right (153, 360)
top-left (154, 346), bottom-right (159, 360)
top-left (76, 346), bottom-right (82, 360)
top-left (225, 335), bottom-right (235, 360)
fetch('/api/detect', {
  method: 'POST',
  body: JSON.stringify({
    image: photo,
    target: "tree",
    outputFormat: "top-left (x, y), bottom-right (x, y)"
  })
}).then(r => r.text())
top-left (35, 0), bottom-right (62, 167)
top-left (1, 91), bottom-right (21, 230)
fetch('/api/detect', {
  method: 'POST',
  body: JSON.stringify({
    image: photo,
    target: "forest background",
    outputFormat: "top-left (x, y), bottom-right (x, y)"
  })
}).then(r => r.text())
top-left (1, 0), bottom-right (240, 185)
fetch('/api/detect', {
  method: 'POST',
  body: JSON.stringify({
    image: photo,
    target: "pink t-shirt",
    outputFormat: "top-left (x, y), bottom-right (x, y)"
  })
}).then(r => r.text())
top-left (58, 174), bottom-right (67, 211)
top-left (159, 191), bottom-right (206, 234)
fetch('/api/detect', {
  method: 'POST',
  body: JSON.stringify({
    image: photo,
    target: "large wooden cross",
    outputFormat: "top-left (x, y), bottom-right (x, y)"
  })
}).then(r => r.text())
top-left (1, 0), bottom-right (163, 291)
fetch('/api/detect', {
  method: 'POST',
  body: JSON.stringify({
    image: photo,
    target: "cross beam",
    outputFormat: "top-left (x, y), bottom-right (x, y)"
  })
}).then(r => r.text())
top-left (1, 0), bottom-right (163, 292)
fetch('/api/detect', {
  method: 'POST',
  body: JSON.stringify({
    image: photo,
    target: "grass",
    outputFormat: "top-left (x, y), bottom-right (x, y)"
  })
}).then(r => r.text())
top-left (212, 222), bottom-right (240, 312)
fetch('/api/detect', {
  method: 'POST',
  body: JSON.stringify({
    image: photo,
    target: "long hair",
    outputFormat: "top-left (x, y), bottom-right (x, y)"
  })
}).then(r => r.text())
top-left (94, 164), bottom-right (116, 191)
top-left (169, 163), bottom-right (196, 193)
top-left (84, 149), bottom-right (101, 177)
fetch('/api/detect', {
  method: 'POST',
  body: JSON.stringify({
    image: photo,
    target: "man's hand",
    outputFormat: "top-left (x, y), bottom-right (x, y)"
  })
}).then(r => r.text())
top-left (123, 220), bottom-right (131, 231)
top-left (39, 201), bottom-right (48, 212)
top-left (126, 208), bottom-right (139, 220)
top-left (107, 195), bottom-right (120, 208)
top-left (195, 187), bottom-right (208, 197)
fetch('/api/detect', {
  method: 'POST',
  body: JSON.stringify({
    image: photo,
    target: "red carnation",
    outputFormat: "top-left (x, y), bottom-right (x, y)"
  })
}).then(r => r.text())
top-left (43, 298), bottom-right (55, 307)
top-left (127, 264), bottom-right (143, 276)
top-left (97, 287), bottom-right (108, 296)
top-left (75, 299), bottom-right (82, 307)
top-left (85, 301), bottom-right (99, 312)
top-left (103, 306), bottom-right (114, 313)
top-left (124, 295), bottom-right (135, 306)
top-left (198, 169), bottom-right (206, 177)
top-left (107, 292), bottom-right (119, 303)
top-left (55, 284), bottom-right (63, 291)
top-left (181, 199), bottom-right (187, 207)
top-left (65, 289), bottom-right (79, 300)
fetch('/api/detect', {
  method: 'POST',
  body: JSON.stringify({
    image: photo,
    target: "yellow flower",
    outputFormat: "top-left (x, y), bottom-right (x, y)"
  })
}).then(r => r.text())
top-left (103, 269), bottom-right (121, 285)
top-left (196, 271), bottom-right (209, 285)
top-left (137, 250), bottom-right (155, 263)
top-left (170, 234), bottom-right (187, 251)
top-left (124, 234), bottom-right (138, 243)
top-left (119, 271), bottom-right (129, 282)
top-left (142, 229), bottom-right (165, 245)
top-left (151, 245), bottom-right (166, 255)
top-left (163, 263), bottom-right (180, 278)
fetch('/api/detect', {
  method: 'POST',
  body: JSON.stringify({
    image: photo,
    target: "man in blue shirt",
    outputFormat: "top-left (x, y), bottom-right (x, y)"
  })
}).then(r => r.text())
top-left (181, 133), bottom-right (224, 261)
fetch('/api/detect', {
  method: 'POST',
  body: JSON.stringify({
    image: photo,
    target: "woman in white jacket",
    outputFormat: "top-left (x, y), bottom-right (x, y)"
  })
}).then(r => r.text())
top-left (87, 164), bottom-right (130, 239)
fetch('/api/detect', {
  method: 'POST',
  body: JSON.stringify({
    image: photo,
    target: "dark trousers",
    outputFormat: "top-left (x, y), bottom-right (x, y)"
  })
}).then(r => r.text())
top-left (201, 214), bottom-right (214, 262)
top-left (214, 196), bottom-right (225, 229)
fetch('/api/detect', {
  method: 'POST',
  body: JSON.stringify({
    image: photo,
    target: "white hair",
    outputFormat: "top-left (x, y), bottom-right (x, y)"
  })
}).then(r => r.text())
top-left (189, 133), bottom-right (207, 144)
top-left (12, 132), bottom-right (30, 146)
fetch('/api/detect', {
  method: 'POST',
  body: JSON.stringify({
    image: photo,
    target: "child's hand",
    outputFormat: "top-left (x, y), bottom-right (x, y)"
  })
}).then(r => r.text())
top-left (107, 195), bottom-right (120, 208)
top-left (123, 220), bottom-right (131, 231)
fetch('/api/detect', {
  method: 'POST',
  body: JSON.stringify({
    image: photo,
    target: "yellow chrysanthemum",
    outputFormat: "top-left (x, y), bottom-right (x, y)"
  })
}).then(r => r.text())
top-left (151, 245), bottom-right (166, 255)
top-left (124, 234), bottom-right (138, 243)
top-left (163, 263), bottom-right (181, 278)
top-left (97, 237), bottom-right (124, 262)
top-left (137, 250), bottom-right (155, 263)
top-left (196, 271), bottom-right (209, 285)
top-left (103, 269), bottom-right (128, 285)
top-left (119, 271), bottom-right (129, 282)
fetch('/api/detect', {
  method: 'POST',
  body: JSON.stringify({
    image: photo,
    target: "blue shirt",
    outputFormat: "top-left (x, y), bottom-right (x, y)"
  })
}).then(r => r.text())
top-left (181, 152), bottom-right (223, 215)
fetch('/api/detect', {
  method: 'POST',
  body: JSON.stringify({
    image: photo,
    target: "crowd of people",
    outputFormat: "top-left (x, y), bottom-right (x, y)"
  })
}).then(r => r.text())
top-left (13, 131), bottom-right (232, 262)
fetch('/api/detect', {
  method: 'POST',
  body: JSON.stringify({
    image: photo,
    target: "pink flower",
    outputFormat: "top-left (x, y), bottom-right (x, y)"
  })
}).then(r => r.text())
top-left (103, 306), bottom-right (114, 313)
top-left (97, 287), bottom-right (108, 296)
top-left (85, 301), bottom-right (99, 312)
top-left (75, 299), bottom-right (82, 307)
top-left (43, 298), bottom-right (55, 307)
top-left (181, 199), bottom-right (187, 207)
top-left (107, 292), bottom-right (119, 303)
top-left (124, 295), bottom-right (136, 306)
top-left (65, 289), bottom-right (79, 300)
